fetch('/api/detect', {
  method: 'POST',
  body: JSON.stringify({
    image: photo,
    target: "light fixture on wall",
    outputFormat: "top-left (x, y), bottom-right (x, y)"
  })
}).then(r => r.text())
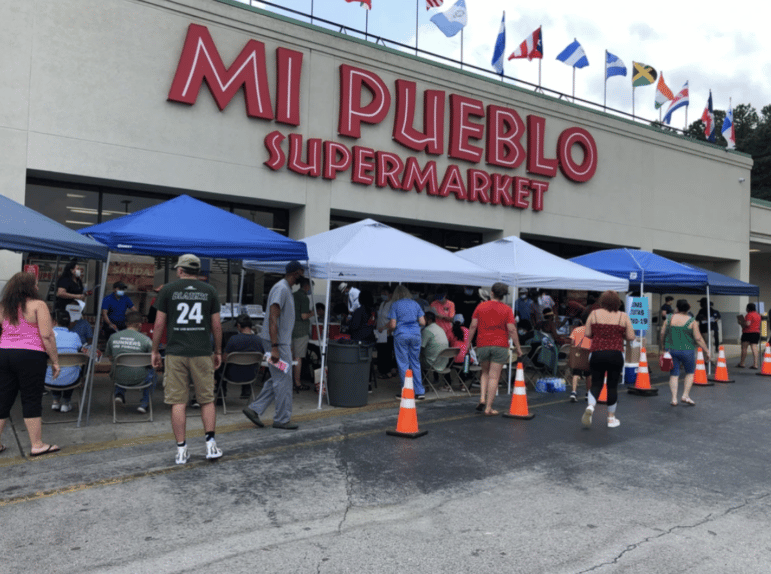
top-left (739, 178), bottom-right (746, 183)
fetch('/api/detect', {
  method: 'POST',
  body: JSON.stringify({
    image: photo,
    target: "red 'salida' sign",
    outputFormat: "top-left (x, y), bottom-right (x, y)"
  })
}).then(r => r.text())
top-left (168, 24), bottom-right (598, 211)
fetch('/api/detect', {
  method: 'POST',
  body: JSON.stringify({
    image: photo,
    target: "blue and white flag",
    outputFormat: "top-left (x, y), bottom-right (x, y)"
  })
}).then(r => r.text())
top-left (722, 104), bottom-right (736, 149)
top-left (491, 11), bottom-right (506, 75)
top-left (430, 0), bottom-right (467, 38)
top-left (605, 51), bottom-right (627, 79)
top-left (556, 39), bottom-right (588, 68)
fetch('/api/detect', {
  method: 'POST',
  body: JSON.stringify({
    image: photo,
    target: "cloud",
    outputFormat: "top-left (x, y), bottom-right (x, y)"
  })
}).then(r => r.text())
top-left (628, 23), bottom-right (660, 41)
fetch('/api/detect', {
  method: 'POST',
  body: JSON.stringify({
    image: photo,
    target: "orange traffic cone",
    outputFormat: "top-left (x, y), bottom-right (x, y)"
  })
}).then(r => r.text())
top-left (386, 369), bottom-right (428, 438)
top-left (710, 346), bottom-right (735, 383)
top-left (627, 347), bottom-right (658, 396)
top-left (758, 343), bottom-right (771, 377)
top-left (596, 373), bottom-right (608, 404)
top-left (502, 363), bottom-right (535, 420)
top-left (692, 348), bottom-right (714, 386)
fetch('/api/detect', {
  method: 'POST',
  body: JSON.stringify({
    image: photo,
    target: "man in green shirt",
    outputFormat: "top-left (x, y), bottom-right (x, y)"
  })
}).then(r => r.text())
top-left (152, 254), bottom-right (223, 465)
top-left (107, 310), bottom-right (155, 414)
top-left (292, 277), bottom-right (313, 392)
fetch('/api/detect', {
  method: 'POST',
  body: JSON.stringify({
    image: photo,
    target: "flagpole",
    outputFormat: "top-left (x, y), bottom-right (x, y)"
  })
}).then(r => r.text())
top-left (603, 50), bottom-right (607, 111)
top-left (311, 0), bottom-right (314, 25)
top-left (365, 9), bottom-right (368, 41)
top-left (572, 67), bottom-right (576, 102)
top-left (460, 29), bottom-right (464, 70)
top-left (415, 0), bottom-right (419, 56)
top-left (632, 86), bottom-right (635, 120)
top-left (538, 59), bottom-right (541, 90)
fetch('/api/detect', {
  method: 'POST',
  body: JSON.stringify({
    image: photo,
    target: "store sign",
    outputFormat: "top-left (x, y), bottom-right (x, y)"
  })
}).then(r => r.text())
top-left (628, 297), bottom-right (649, 333)
top-left (168, 24), bottom-right (598, 211)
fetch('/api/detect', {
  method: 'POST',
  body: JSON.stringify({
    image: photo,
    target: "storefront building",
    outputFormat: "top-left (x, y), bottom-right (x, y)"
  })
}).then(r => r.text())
top-left (0, 0), bottom-right (756, 331)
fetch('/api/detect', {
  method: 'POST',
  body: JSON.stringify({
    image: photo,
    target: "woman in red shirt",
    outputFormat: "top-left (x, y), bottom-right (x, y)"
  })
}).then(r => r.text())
top-left (467, 283), bottom-right (523, 416)
top-left (737, 303), bottom-right (761, 369)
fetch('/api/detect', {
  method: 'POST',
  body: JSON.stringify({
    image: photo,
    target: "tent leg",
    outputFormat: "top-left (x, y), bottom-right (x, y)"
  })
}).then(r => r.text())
top-left (318, 282), bottom-right (332, 410)
top-left (706, 287), bottom-right (712, 375)
top-left (78, 252), bottom-right (111, 427)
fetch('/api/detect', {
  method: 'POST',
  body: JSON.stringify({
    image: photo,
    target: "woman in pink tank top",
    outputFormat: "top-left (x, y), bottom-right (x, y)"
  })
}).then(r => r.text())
top-left (0, 272), bottom-right (60, 457)
top-left (582, 290), bottom-right (635, 430)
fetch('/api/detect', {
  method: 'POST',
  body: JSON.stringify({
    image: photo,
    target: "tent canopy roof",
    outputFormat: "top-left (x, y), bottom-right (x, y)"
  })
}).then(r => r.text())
top-left (244, 219), bottom-right (500, 286)
top-left (677, 264), bottom-right (759, 296)
top-left (0, 195), bottom-right (109, 260)
top-left (456, 236), bottom-right (629, 291)
top-left (569, 248), bottom-right (708, 293)
top-left (79, 195), bottom-right (308, 261)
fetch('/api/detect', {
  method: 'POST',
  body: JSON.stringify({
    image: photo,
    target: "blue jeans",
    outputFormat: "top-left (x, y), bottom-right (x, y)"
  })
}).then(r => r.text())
top-left (115, 369), bottom-right (156, 407)
top-left (393, 333), bottom-right (425, 395)
top-left (668, 349), bottom-right (696, 376)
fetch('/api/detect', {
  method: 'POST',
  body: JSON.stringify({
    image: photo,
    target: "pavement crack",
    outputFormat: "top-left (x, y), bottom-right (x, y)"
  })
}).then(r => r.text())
top-left (577, 493), bottom-right (770, 573)
top-left (335, 425), bottom-right (354, 535)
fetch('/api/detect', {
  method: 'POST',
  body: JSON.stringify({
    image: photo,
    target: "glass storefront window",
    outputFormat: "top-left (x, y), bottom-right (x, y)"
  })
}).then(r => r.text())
top-left (26, 184), bottom-right (99, 231)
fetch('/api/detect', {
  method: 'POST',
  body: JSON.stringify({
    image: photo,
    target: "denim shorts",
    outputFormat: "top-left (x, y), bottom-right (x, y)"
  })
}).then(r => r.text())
top-left (668, 349), bottom-right (696, 376)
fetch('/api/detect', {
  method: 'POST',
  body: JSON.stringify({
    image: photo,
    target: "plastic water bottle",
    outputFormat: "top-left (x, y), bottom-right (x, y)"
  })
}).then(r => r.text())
top-left (463, 354), bottom-right (469, 374)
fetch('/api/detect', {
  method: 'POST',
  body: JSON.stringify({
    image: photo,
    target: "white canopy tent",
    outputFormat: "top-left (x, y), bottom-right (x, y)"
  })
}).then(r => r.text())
top-left (456, 237), bottom-right (630, 291)
top-left (243, 219), bottom-right (502, 409)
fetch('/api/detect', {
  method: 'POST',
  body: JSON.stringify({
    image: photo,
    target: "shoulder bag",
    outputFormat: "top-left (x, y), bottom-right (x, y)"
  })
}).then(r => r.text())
top-left (568, 331), bottom-right (591, 371)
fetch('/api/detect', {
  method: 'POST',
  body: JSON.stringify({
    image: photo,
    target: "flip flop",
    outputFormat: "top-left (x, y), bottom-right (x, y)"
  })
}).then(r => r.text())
top-left (475, 403), bottom-right (485, 412)
top-left (670, 402), bottom-right (678, 407)
top-left (30, 444), bottom-right (60, 457)
top-left (484, 410), bottom-right (500, 416)
top-left (0, 444), bottom-right (6, 454)
top-left (681, 397), bottom-right (696, 406)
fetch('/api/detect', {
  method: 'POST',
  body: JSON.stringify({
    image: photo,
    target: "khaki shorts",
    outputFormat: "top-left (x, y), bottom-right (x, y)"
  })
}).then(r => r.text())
top-left (292, 335), bottom-right (309, 359)
top-left (476, 345), bottom-right (509, 365)
top-left (163, 355), bottom-right (215, 405)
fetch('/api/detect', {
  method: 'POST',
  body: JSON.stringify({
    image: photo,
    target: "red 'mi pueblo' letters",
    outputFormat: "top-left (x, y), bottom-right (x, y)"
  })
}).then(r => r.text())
top-left (168, 24), bottom-right (598, 211)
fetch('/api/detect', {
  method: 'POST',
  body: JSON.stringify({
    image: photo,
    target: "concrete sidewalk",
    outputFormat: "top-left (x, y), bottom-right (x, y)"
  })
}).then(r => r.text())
top-left (0, 348), bottom-right (747, 465)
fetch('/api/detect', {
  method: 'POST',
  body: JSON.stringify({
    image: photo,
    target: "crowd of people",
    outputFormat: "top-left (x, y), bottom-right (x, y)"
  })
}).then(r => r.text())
top-left (0, 255), bottom-right (764, 461)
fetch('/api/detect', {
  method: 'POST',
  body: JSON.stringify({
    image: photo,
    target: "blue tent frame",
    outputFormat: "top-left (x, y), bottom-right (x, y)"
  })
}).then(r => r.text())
top-left (76, 194), bottom-right (309, 425)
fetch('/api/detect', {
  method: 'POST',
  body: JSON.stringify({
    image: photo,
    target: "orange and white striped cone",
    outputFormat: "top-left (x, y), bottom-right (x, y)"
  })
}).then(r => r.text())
top-left (692, 348), bottom-right (713, 386)
top-left (596, 373), bottom-right (608, 404)
top-left (386, 369), bottom-right (428, 438)
top-left (758, 343), bottom-right (771, 377)
top-left (710, 346), bottom-right (735, 383)
top-left (627, 347), bottom-right (658, 396)
top-left (502, 363), bottom-right (535, 420)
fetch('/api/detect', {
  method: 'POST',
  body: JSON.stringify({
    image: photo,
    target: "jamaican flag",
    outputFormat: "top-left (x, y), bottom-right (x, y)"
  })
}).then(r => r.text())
top-left (632, 62), bottom-right (657, 87)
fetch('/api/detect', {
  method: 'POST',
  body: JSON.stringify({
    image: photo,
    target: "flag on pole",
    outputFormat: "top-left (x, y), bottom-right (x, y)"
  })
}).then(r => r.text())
top-left (632, 62), bottom-right (657, 87)
top-left (344, 0), bottom-right (371, 8)
top-left (508, 27), bottom-right (542, 61)
top-left (722, 103), bottom-right (735, 149)
top-left (491, 11), bottom-right (506, 75)
top-left (663, 81), bottom-right (689, 125)
top-left (654, 73), bottom-right (674, 109)
top-left (426, 0), bottom-right (444, 9)
top-left (555, 39), bottom-right (589, 68)
top-left (605, 52), bottom-right (627, 79)
top-left (429, 0), bottom-right (467, 38)
top-left (702, 91), bottom-right (716, 142)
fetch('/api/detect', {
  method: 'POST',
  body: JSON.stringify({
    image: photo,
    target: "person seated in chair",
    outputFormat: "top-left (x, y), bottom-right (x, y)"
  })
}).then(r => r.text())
top-left (46, 310), bottom-right (85, 413)
top-left (421, 311), bottom-right (452, 389)
top-left (218, 314), bottom-right (264, 402)
top-left (107, 310), bottom-right (155, 414)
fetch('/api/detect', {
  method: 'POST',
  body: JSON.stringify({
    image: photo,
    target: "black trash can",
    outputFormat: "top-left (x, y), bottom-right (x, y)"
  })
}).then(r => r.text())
top-left (326, 339), bottom-right (373, 407)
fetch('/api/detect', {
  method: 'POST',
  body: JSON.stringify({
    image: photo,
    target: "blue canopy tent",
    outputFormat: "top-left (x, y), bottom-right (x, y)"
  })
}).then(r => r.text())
top-left (679, 264), bottom-right (759, 297)
top-left (0, 194), bottom-right (109, 260)
top-left (77, 194), bottom-right (308, 425)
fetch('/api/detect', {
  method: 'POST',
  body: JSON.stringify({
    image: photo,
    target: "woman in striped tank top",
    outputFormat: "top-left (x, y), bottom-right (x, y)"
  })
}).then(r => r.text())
top-left (582, 290), bottom-right (636, 429)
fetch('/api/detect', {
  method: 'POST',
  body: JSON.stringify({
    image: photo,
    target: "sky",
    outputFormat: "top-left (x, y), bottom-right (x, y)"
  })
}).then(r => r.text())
top-left (234, 0), bottom-right (771, 129)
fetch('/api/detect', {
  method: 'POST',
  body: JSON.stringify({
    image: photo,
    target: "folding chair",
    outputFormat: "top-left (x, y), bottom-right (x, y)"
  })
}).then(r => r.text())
top-left (112, 353), bottom-right (156, 423)
top-left (44, 353), bottom-right (89, 424)
top-left (217, 352), bottom-right (264, 414)
top-left (422, 348), bottom-right (461, 398)
top-left (556, 344), bottom-right (572, 380)
top-left (502, 345), bottom-right (530, 394)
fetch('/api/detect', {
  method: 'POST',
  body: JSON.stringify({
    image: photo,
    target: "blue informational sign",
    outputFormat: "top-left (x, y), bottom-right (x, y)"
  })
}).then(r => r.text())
top-left (628, 297), bottom-right (649, 333)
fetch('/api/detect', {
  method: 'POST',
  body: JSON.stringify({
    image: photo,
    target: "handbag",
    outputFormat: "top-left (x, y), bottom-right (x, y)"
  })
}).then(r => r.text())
top-left (568, 345), bottom-right (591, 371)
top-left (659, 351), bottom-right (673, 372)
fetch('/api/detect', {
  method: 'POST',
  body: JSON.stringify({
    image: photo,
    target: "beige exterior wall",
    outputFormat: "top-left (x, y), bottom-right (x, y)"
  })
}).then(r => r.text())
top-left (0, 0), bottom-right (754, 310)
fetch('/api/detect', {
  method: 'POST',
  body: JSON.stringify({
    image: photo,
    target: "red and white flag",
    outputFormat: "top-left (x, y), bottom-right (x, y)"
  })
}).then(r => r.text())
top-left (508, 27), bottom-right (543, 61)
top-left (345, 0), bottom-right (371, 9)
top-left (426, 0), bottom-right (444, 8)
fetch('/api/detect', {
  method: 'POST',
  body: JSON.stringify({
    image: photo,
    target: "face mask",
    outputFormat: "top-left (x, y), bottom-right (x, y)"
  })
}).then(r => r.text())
top-left (74, 269), bottom-right (81, 278)
top-left (116, 290), bottom-right (125, 297)
top-left (464, 288), bottom-right (473, 295)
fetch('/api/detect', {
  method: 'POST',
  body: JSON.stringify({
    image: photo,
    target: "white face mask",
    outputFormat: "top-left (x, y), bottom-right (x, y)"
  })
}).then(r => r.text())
top-left (74, 269), bottom-right (81, 278)
top-left (116, 290), bottom-right (125, 297)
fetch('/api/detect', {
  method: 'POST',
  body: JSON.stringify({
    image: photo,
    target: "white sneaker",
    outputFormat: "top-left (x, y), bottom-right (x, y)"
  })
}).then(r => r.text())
top-left (607, 416), bottom-right (621, 428)
top-left (137, 405), bottom-right (148, 414)
top-left (59, 403), bottom-right (72, 413)
top-left (581, 406), bottom-right (594, 428)
top-left (51, 401), bottom-right (61, 411)
top-left (205, 438), bottom-right (223, 460)
top-left (175, 445), bottom-right (189, 465)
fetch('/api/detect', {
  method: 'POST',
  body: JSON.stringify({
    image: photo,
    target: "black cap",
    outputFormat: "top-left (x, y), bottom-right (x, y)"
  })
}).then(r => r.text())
top-left (285, 261), bottom-right (303, 274)
top-left (113, 281), bottom-right (127, 289)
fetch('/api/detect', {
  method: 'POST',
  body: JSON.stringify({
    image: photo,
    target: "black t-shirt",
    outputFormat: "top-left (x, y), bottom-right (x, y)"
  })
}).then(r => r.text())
top-left (55, 276), bottom-right (84, 311)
